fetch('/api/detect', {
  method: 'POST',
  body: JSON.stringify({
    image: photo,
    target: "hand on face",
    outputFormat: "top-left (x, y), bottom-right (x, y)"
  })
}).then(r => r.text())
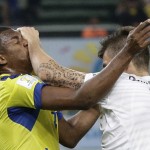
top-left (17, 27), bottom-right (41, 52)
top-left (126, 19), bottom-right (150, 55)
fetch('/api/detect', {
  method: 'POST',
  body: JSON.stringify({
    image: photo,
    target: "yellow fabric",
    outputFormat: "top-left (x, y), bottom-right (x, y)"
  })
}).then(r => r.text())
top-left (0, 74), bottom-right (59, 150)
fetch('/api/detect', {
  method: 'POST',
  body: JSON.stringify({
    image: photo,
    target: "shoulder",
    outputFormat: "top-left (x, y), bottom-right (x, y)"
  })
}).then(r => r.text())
top-left (16, 74), bottom-right (43, 89)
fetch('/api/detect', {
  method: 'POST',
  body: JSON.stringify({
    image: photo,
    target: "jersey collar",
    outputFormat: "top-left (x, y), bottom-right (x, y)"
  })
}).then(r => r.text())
top-left (0, 74), bottom-right (21, 81)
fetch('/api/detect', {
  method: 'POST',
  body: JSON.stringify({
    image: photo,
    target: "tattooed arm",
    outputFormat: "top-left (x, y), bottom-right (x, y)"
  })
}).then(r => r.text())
top-left (37, 58), bottom-right (85, 89)
top-left (19, 27), bottom-right (85, 89)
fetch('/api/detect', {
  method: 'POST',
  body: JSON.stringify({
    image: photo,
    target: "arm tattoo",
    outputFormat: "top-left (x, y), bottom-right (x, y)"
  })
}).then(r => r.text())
top-left (38, 60), bottom-right (86, 89)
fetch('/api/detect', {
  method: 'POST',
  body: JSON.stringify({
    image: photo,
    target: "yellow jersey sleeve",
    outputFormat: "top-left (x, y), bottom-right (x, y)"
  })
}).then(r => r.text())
top-left (7, 74), bottom-right (46, 109)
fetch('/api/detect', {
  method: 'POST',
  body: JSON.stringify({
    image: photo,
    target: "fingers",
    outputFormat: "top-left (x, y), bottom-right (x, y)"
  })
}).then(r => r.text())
top-left (17, 27), bottom-right (40, 48)
top-left (17, 27), bottom-right (36, 31)
top-left (127, 19), bottom-right (150, 50)
top-left (136, 21), bottom-right (150, 44)
top-left (17, 27), bottom-right (41, 52)
top-left (17, 27), bottom-right (39, 40)
top-left (133, 19), bottom-right (150, 33)
top-left (131, 19), bottom-right (150, 40)
top-left (138, 30), bottom-right (150, 47)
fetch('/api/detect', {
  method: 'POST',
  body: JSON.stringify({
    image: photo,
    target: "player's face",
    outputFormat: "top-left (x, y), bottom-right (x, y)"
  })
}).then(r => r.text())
top-left (0, 29), bottom-right (32, 73)
top-left (102, 50), bottom-right (112, 68)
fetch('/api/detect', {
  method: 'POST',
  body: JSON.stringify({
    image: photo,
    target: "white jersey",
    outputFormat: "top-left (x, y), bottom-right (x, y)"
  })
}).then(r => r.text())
top-left (85, 72), bottom-right (150, 150)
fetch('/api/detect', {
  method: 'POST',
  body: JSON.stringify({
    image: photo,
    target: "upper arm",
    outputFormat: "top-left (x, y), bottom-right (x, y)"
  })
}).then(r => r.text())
top-left (41, 85), bottom-right (86, 110)
top-left (7, 74), bottom-right (83, 110)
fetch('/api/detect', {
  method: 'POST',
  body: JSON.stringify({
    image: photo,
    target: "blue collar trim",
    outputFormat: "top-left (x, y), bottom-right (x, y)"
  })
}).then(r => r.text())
top-left (1, 74), bottom-right (20, 81)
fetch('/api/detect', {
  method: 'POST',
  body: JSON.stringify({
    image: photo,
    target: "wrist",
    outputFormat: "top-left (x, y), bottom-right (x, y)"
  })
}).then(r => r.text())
top-left (28, 44), bottom-right (41, 53)
top-left (120, 44), bottom-right (137, 58)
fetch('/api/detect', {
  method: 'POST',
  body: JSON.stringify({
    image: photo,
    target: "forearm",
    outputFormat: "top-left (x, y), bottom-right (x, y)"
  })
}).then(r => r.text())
top-left (59, 105), bottom-right (100, 148)
top-left (19, 27), bottom-right (85, 89)
top-left (30, 47), bottom-right (85, 89)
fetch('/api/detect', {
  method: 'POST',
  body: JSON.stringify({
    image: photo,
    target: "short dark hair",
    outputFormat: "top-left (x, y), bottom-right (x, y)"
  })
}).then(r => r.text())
top-left (0, 27), bottom-right (11, 33)
top-left (98, 26), bottom-right (150, 70)
top-left (0, 27), bottom-right (12, 53)
top-left (98, 26), bottom-right (134, 58)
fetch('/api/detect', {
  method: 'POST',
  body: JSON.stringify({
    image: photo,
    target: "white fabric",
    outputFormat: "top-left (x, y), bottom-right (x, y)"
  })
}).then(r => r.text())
top-left (85, 72), bottom-right (150, 150)
top-left (84, 72), bottom-right (99, 82)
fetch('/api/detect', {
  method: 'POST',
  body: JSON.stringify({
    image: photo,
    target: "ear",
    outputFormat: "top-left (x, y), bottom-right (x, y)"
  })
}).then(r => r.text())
top-left (0, 55), bottom-right (7, 65)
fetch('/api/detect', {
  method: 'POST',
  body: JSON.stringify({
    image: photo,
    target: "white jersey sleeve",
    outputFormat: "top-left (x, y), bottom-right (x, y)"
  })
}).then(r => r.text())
top-left (84, 72), bottom-right (99, 82)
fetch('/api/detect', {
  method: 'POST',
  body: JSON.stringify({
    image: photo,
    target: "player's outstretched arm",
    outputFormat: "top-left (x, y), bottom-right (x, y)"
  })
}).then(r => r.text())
top-left (40, 19), bottom-right (150, 110)
top-left (58, 105), bottom-right (100, 148)
top-left (19, 27), bottom-right (85, 89)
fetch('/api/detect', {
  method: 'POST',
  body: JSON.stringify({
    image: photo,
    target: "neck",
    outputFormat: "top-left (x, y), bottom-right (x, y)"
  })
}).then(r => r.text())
top-left (125, 66), bottom-right (149, 76)
top-left (0, 67), bottom-right (31, 75)
top-left (125, 61), bottom-right (149, 77)
top-left (125, 70), bottom-right (149, 76)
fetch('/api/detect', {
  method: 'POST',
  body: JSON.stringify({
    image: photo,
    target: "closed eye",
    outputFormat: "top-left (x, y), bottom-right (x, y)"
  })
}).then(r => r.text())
top-left (11, 36), bottom-right (19, 44)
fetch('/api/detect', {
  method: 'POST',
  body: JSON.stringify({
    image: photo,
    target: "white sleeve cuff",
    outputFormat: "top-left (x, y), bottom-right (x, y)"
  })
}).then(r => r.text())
top-left (84, 72), bottom-right (99, 82)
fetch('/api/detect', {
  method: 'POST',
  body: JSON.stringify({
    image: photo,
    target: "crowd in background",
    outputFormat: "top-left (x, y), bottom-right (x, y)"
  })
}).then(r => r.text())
top-left (82, 0), bottom-right (150, 38)
top-left (0, 0), bottom-right (149, 38)
top-left (115, 0), bottom-right (150, 26)
top-left (0, 0), bottom-right (41, 26)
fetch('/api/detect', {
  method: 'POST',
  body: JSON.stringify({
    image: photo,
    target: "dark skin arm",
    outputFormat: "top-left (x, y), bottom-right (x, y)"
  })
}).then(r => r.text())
top-left (40, 46), bottom-right (137, 110)
top-left (18, 20), bottom-right (150, 110)
top-left (57, 19), bottom-right (150, 147)
top-left (20, 20), bottom-right (150, 147)
top-left (41, 19), bottom-right (150, 110)
top-left (58, 105), bottom-right (100, 148)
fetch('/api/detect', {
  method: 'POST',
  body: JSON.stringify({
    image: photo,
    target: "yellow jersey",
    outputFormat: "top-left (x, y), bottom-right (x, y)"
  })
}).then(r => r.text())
top-left (0, 74), bottom-right (62, 150)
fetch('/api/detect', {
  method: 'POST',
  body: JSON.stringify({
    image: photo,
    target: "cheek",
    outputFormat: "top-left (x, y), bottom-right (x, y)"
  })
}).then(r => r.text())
top-left (4, 43), bottom-right (29, 61)
top-left (20, 50), bottom-right (29, 60)
top-left (15, 46), bottom-right (28, 57)
top-left (13, 47), bottom-right (29, 61)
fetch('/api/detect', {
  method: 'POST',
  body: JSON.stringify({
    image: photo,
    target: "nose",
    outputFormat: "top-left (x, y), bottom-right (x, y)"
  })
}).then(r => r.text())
top-left (23, 39), bottom-right (28, 47)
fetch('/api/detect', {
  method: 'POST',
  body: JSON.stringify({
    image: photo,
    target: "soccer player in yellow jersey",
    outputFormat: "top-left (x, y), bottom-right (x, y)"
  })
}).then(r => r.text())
top-left (0, 19), bottom-right (150, 150)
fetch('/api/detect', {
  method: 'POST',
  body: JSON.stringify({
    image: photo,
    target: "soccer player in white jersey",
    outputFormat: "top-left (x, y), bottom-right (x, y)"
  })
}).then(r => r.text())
top-left (86, 26), bottom-right (150, 150)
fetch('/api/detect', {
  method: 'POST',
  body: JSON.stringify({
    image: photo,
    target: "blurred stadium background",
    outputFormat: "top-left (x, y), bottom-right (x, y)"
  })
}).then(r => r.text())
top-left (0, 0), bottom-right (149, 149)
